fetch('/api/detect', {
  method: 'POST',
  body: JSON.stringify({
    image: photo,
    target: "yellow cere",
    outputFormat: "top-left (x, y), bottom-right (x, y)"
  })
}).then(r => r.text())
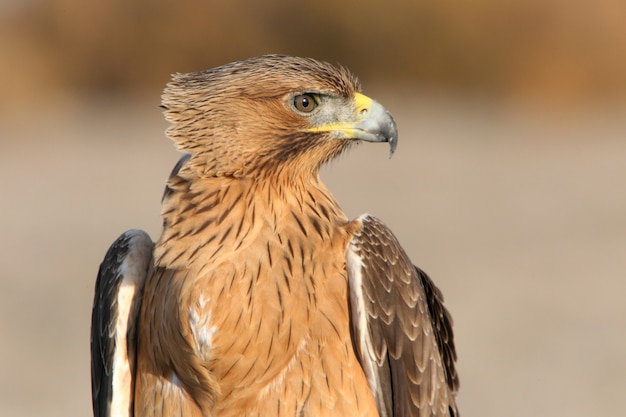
top-left (353, 93), bottom-right (373, 115)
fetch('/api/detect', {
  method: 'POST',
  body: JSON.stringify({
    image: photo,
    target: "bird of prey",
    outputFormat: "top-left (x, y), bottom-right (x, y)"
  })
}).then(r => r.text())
top-left (91, 55), bottom-right (458, 417)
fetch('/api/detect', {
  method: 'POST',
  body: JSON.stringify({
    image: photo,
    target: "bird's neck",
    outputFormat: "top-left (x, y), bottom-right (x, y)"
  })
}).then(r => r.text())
top-left (154, 172), bottom-right (348, 271)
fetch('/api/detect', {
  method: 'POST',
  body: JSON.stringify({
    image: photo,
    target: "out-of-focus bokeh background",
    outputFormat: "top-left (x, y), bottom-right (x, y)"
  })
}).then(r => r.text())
top-left (1, 1), bottom-right (625, 416)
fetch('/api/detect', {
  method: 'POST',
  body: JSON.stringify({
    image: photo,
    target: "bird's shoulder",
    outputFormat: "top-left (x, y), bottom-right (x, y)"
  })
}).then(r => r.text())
top-left (91, 229), bottom-right (154, 417)
top-left (345, 214), bottom-right (459, 417)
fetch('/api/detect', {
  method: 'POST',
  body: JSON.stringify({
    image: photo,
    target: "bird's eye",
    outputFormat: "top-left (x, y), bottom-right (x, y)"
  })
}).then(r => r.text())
top-left (293, 94), bottom-right (318, 113)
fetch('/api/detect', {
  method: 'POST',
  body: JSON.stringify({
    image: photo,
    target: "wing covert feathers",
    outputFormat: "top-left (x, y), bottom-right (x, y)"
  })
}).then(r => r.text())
top-left (347, 215), bottom-right (458, 417)
top-left (91, 229), bottom-right (154, 417)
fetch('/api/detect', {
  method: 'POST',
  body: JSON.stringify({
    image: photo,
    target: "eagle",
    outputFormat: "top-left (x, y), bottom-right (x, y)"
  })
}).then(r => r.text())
top-left (91, 55), bottom-right (458, 417)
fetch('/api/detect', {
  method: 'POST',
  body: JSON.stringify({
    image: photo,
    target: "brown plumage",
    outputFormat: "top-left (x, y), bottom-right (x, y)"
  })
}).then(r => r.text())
top-left (91, 55), bottom-right (458, 417)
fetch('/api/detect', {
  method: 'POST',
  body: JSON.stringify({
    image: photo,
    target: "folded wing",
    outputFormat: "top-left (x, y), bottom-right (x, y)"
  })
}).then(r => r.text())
top-left (347, 215), bottom-right (458, 417)
top-left (91, 230), bottom-right (153, 417)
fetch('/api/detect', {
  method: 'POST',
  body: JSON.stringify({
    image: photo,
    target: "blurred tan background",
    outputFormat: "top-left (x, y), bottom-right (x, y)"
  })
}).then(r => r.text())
top-left (1, 1), bottom-right (625, 416)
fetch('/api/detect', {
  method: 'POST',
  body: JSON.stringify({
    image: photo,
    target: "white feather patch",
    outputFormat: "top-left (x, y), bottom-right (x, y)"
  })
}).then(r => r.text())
top-left (346, 218), bottom-right (387, 415)
top-left (189, 294), bottom-right (217, 359)
top-left (110, 231), bottom-right (152, 417)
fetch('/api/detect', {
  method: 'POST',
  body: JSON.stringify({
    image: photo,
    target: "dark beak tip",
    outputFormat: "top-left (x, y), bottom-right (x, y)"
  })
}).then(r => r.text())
top-left (388, 135), bottom-right (398, 158)
top-left (386, 113), bottom-right (398, 158)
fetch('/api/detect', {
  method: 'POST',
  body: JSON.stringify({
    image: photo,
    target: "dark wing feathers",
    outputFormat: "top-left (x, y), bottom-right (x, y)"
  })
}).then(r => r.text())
top-left (347, 215), bottom-right (458, 417)
top-left (91, 229), bottom-right (153, 417)
top-left (417, 265), bottom-right (459, 392)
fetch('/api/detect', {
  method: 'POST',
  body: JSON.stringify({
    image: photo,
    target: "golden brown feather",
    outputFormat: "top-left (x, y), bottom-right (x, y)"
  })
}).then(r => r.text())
top-left (135, 55), bottom-right (383, 417)
top-left (161, 55), bottom-right (360, 179)
top-left (92, 55), bottom-right (457, 417)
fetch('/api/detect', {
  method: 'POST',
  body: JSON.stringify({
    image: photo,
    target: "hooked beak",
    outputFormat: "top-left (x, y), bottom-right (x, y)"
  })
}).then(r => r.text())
top-left (308, 92), bottom-right (398, 157)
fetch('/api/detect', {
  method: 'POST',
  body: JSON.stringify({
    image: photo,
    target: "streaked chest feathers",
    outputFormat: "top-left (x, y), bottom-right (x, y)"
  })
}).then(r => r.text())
top-left (153, 174), bottom-right (351, 396)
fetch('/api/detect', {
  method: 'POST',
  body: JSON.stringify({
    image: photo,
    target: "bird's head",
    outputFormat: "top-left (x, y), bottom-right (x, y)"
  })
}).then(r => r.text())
top-left (162, 55), bottom-right (397, 179)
